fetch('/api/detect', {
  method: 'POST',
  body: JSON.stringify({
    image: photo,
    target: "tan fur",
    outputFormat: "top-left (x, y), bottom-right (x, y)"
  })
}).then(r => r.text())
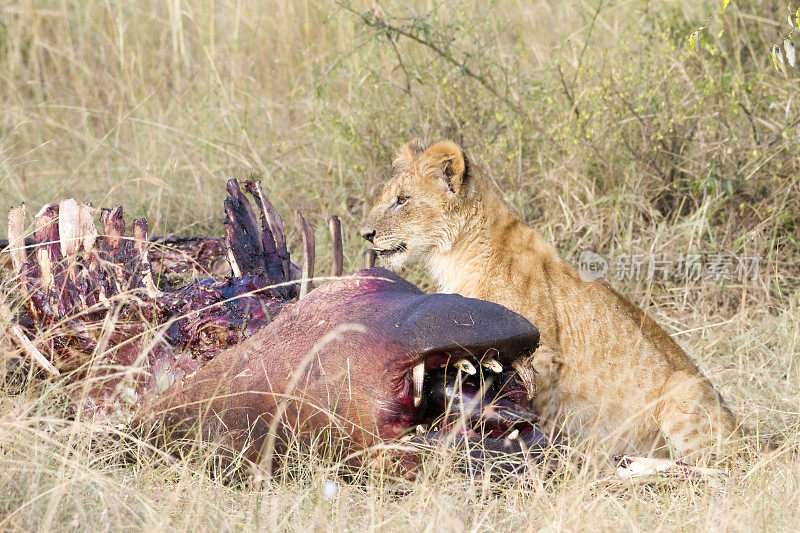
top-left (361, 139), bottom-right (736, 461)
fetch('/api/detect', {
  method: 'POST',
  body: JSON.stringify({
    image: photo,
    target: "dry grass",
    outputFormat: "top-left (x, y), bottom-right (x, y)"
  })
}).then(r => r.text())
top-left (1, 0), bottom-right (799, 531)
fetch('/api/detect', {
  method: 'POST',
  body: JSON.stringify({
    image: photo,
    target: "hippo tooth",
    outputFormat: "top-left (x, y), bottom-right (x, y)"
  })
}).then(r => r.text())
top-left (507, 428), bottom-right (520, 440)
top-left (415, 424), bottom-right (425, 435)
top-left (456, 359), bottom-right (477, 375)
top-left (412, 362), bottom-right (425, 407)
top-left (482, 358), bottom-right (503, 373)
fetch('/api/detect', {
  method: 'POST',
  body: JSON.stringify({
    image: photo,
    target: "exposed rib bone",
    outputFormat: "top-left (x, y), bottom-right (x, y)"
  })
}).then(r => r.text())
top-left (224, 180), bottom-right (264, 275)
top-left (100, 206), bottom-right (127, 291)
top-left (241, 180), bottom-right (291, 290)
top-left (364, 249), bottom-right (377, 269)
top-left (222, 180), bottom-right (299, 300)
top-left (296, 212), bottom-right (315, 299)
top-left (7, 204), bottom-right (27, 273)
top-left (58, 199), bottom-right (82, 285)
top-left (78, 203), bottom-right (98, 252)
top-left (3, 180), bottom-right (304, 418)
top-left (227, 249), bottom-right (243, 277)
top-left (58, 199), bottom-right (80, 257)
top-left (1, 234), bottom-right (254, 280)
top-left (132, 218), bottom-right (159, 298)
top-left (100, 206), bottom-right (125, 255)
top-left (328, 216), bottom-right (343, 277)
top-left (243, 180), bottom-right (290, 278)
top-left (34, 205), bottom-right (60, 292)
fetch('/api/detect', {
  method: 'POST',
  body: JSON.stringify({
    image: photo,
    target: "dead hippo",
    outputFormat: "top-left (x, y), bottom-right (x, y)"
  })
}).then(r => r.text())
top-left (3, 180), bottom-right (551, 479)
top-left (136, 267), bottom-right (548, 475)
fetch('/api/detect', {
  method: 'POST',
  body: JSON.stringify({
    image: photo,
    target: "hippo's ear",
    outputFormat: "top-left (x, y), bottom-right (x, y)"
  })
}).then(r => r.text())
top-left (421, 140), bottom-right (469, 198)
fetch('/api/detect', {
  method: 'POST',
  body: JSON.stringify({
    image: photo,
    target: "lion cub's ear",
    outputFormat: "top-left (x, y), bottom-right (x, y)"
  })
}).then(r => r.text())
top-left (393, 139), bottom-right (427, 169)
top-left (422, 140), bottom-right (469, 197)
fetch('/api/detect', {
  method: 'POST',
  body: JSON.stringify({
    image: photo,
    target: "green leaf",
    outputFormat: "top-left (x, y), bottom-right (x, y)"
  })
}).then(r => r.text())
top-left (723, 178), bottom-right (735, 198)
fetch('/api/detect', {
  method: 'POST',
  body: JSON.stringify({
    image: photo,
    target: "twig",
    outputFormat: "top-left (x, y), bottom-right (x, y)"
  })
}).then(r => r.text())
top-left (570, 1), bottom-right (606, 89)
top-left (337, 1), bottom-right (520, 113)
top-left (0, 297), bottom-right (60, 377)
top-left (737, 103), bottom-right (760, 144)
top-left (765, 117), bottom-right (800, 147)
top-left (688, 0), bottom-right (728, 53)
top-left (557, 65), bottom-right (579, 118)
top-left (385, 28), bottom-right (412, 94)
top-left (610, 86), bottom-right (672, 154)
top-left (558, 1), bottom-right (606, 120)
top-left (0, 235), bottom-right (225, 255)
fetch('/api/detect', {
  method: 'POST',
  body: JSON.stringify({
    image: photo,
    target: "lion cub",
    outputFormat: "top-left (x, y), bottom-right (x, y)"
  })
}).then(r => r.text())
top-left (360, 139), bottom-right (736, 462)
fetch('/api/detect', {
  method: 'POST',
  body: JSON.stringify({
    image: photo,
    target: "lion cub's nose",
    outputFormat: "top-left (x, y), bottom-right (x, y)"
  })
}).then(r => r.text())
top-left (361, 229), bottom-right (376, 243)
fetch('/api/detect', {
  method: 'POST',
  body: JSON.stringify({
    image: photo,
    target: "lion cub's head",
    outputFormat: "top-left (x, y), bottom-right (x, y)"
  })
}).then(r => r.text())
top-left (360, 139), bottom-right (472, 269)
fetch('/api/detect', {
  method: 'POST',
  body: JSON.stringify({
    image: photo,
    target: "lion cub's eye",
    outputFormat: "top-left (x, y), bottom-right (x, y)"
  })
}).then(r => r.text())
top-left (394, 195), bottom-right (409, 206)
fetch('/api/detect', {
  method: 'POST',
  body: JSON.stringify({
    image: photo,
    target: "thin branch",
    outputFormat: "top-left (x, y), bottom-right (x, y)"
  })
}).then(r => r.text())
top-left (737, 103), bottom-right (760, 144)
top-left (570, 0), bottom-right (607, 89)
top-left (337, 1), bottom-right (520, 113)
top-left (765, 117), bottom-right (800, 147)
top-left (557, 65), bottom-right (580, 118)
top-left (0, 297), bottom-right (60, 378)
top-left (385, 31), bottom-right (412, 94)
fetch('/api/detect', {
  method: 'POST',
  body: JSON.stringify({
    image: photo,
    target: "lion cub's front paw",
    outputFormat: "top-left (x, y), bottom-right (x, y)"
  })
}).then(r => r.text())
top-left (528, 345), bottom-right (563, 383)
top-left (604, 455), bottom-right (726, 486)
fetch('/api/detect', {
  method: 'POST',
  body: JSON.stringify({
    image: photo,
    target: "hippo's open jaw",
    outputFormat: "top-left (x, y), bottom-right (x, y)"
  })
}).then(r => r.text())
top-left (313, 270), bottom-right (545, 456)
top-left (390, 332), bottom-right (543, 453)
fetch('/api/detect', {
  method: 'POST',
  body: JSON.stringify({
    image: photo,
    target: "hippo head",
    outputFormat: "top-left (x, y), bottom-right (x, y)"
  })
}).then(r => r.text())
top-left (138, 268), bottom-right (542, 472)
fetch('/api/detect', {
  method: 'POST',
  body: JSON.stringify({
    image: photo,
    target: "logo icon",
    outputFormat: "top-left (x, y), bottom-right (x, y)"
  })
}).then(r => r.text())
top-left (578, 250), bottom-right (608, 282)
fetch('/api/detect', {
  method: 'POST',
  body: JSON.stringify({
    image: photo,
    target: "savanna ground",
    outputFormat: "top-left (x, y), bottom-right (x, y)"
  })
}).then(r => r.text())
top-left (0, 0), bottom-right (799, 530)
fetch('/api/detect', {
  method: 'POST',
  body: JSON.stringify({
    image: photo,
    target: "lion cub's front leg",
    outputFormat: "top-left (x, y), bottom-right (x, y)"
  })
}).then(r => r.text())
top-left (526, 343), bottom-right (569, 436)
